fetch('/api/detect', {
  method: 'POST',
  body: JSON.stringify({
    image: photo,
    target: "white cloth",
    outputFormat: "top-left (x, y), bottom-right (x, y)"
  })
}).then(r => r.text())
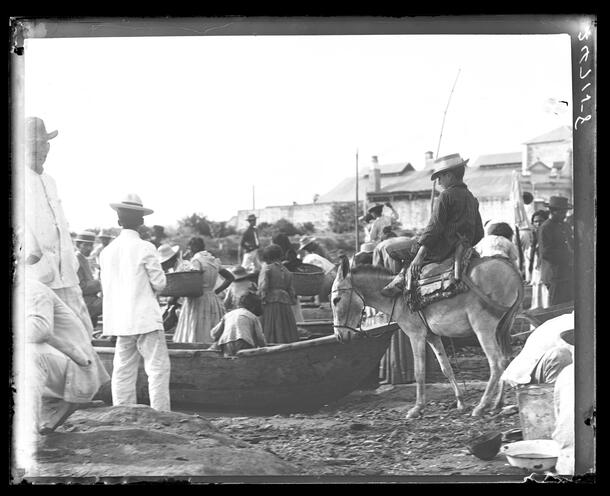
top-left (112, 330), bottom-right (171, 411)
top-left (23, 168), bottom-right (80, 289)
top-left (100, 229), bottom-right (166, 336)
top-left (302, 253), bottom-right (336, 274)
top-left (210, 308), bottom-right (266, 348)
top-left (475, 235), bottom-right (520, 270)
top-left (501, 312), bottom-right (574, 386)
top-left (552, 363), bottom-right (574, 475)
top-left (242, 250), bottom-right (261, 273)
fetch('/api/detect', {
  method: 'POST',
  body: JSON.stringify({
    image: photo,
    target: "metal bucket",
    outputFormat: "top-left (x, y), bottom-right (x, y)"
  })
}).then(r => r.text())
top-left (516, 383), bottom-right (556, 440)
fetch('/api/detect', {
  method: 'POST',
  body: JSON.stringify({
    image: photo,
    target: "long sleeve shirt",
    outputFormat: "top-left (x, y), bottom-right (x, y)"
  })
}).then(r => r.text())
top-left (539, 218), bottom-right (574, 284)
top-left (240, 226), bottom-right (260, 253)
top-left (99, 229), bottom-right (166, 336)
top-left (23, 168), bottom-right (80, 289)
top-left (76, 251), bottom-right (101, 296)
top-left (417, 182), bottom-right (484, 262)
top-left (368, 209), bottom-right (399, 243)
top-left (258, 262), bottom-right (297, 305)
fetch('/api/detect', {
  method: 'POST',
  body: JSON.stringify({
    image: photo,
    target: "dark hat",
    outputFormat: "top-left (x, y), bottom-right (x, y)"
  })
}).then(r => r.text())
top-left (544, 196), bottom-right (573, 210)
top-left (430, 153), bottom-right (469, 181)
top-left (74, 230), bottom-right (97, 243)
top-left (110, 193), bottom-right (154, 216)
top-left (246, 214), bottom-right (257, 221)
top-left (25, 116), bottom-right (58, 142)
top-left (560, 328), bottom-right (575, 346)
top-left (367, 204), bottom-right (384, 215)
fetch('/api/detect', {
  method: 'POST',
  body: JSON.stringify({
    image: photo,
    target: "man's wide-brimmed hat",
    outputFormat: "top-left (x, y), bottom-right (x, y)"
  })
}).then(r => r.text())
top-left (298, 236), bottom-right (317, 251)
top-left (231, 265), bottom-right (253, 281)
top-left (367, 204), bottom-right (384, 215)
top-left (25, 116), bottom-right (58, 142)
top-left (97, 228), bottom-right (115, 239)
top-left (157, 244), bottom-right (180, 263)
top-left (359, 242), bottom-right (376, 254)
top-left (545, 196), bottom-right (573, 210)
top-left (74, 230), bottom-right (97, 243)
top-left (110, 193), bottom-right (154, 216)
top-left (430, 153), bottom-right (470, 181)
top-left (246, 214), bottom-right (257, 221)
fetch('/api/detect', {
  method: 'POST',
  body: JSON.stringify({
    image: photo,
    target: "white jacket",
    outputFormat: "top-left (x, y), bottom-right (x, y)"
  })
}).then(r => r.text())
top-left (100, 229), bottom-right (166, 336)
top-left (23, 168), bottom-right (79, 289)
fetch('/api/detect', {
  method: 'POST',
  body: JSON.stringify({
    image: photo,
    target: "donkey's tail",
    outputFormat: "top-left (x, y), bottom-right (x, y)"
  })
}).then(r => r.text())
top-left (495, 275), bottom-right (524, 359)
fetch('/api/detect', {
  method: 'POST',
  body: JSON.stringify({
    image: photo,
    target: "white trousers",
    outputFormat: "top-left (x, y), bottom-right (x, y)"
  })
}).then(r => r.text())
top-left (112, 330), bottom-right (171, 412)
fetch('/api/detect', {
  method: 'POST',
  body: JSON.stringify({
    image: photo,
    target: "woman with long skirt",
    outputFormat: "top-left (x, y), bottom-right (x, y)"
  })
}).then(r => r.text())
top-left (258, 244), bottom-right (299, 344)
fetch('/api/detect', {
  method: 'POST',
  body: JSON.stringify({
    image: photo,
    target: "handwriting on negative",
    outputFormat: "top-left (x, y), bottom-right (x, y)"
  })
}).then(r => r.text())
top-left (574, 24), bottom-right (593, 131)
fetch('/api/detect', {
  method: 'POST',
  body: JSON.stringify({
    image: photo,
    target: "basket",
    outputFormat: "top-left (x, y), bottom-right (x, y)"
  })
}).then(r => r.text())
top-left (159, 271), bottom-right (204, 298)
top-left (291, 263), bottom-right (325, 296)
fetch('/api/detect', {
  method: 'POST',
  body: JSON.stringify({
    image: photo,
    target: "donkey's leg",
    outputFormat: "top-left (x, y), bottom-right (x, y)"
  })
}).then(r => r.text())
top-left (406, 332), bottom-right (427, 419)
top-left (425, 333), bottom-right (465, 411)
top-left (470, 318), bottom-right (506, 417)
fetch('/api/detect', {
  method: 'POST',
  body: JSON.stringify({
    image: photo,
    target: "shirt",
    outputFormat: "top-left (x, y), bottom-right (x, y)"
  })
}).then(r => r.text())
top-left (76, 251), bottom-right (101, 297)
top-left (475, 235), bottom-right (520, 269)
top-left (23, 168), bottom-right (79, 289)
top-left (224, 279), bottom-right (258, 311)
top-left (258, 262), bottom-right (297, 305)
top-left (368, 210), bottom-right (399, 243)
top-left (100, 229), bottom-right (166, 336)
top-left (417, 182), bottom-right (484, 262)
top-left (539, 217), bottom-right (574, 284)
top-left (240, 226), bottom-right (260, 253)
top-left (302, 253), bottom-right (336, 274)
top-left (22, 278), bottom-right (110, 403)
top-left (210, 308), bottom-right (267, 348)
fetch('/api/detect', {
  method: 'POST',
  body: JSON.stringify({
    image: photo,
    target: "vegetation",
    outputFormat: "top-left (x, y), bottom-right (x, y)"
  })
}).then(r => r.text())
top-left (328, 203), bottom-right (363, 234)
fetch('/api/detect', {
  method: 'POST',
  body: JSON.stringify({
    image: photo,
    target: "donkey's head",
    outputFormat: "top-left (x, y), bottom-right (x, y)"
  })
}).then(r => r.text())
top-left (331, 255), bottom-right (366, 343)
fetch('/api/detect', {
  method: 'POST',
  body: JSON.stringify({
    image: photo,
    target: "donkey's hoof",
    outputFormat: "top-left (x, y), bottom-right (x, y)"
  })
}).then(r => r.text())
top-left (406, 407), bottom-right (423, 419)
top-left (471, 407), bottom-right (487, 417)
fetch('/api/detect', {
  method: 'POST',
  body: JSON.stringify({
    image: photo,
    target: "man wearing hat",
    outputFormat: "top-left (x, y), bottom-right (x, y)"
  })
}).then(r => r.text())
top-left (539, 196), bottom-right (574, 306)
top-left (223, 265), bottom-right (258, 311)
top-left (367, 202), bottom-right (399, 243)
top-left (353, 242), bottom-right (376, 266)
top-left (240, 214), bottom-right (261, 273)
top-left (89, 229), bottom-right (115, 278)
top-left (21, 116), bottom-right (94, 338)
top-left (74, 231), bottom-right (103, 327)
top-left (382, 153), bottom-right (484, 295)
top-left (99, 193), bottom-right (170, 412)
top-left (157, 243), bottom-right (182, 272)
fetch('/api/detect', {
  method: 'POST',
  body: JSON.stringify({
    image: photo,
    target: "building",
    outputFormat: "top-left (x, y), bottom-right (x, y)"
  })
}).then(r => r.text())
top-left (233, 126), bottom-right (573, 232)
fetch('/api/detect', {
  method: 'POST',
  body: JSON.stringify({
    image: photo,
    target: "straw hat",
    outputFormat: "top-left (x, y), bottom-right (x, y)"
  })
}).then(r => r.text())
top-left (544, 196), bottom-right (573, 210)
top-left (359, 242), bottom-right (376, 254)
top-left (97, 228), bottom-right (115, 239)
top-left (298, 236), bottom-right (317, 251)
top-left (74, 230), bottom-right (97, 243)
top-left (231, 265), bottom-right (253, 281)
top-left (157, 244), bottom-right (180, 263)
top-left (110, 193), bottom-right (154, 216)
top-left (25, 116), bottom-right (58, 142)
top-left (430, 153), bottom-right (470, 181)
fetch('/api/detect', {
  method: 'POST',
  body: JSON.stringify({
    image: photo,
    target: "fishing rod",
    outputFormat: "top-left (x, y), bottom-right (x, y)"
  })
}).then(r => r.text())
top-left (431, 68), bottom-right (461, 216)
top-left (355, 149), bottom-right (360, 251)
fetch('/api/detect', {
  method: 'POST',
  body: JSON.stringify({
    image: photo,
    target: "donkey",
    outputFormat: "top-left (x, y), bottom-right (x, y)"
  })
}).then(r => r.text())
top-left (331, 256), bottom-right (523, 418)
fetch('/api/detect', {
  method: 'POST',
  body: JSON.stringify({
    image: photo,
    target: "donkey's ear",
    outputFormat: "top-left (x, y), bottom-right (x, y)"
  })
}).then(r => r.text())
top-left (338, 254), bottom-right (350, 279)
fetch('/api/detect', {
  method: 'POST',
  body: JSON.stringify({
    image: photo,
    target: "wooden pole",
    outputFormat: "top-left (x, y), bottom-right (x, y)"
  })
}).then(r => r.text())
top-left (355, 149), bottom-right (360, 251)
top-left (252, 185), bottom-right (255, 210)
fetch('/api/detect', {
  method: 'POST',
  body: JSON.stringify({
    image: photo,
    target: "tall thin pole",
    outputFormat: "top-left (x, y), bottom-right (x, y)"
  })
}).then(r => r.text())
top-left (435, 68), bottom-right (461, 159)
top-left (252, 185), bottom-right (255, 210)
top-left (355, 149), bottom-right (360, 251)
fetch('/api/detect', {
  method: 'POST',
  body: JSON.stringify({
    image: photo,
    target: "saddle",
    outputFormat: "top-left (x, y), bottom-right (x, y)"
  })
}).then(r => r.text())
top-left (405, 243), bottom-right (477, 312)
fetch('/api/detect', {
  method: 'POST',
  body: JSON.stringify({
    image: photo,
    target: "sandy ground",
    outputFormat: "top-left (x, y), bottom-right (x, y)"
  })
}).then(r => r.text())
top-left (15, 381), bottom-right (541, 483)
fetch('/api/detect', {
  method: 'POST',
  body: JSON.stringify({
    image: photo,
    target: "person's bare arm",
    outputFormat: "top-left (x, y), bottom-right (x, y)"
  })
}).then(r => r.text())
top-left (215, 268), bottom-right (235, 295)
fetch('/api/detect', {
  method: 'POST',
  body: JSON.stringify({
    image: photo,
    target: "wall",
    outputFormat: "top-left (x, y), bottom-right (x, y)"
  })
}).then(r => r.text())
top-left (524, 140), bottom-right (573, 179)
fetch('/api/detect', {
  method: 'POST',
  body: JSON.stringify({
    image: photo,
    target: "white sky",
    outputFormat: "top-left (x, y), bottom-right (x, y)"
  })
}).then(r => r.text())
top-left (22, 33), bottom-right (573, 232)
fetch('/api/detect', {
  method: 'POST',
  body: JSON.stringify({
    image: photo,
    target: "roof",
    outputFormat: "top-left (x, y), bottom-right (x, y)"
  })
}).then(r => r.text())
top-left (363, 162), bottom-right (414, 177)
top-left (523, 126), bottom-right (572, 145)
top-left (376, 169), bottom-right (434, 194)
top-left (471, 152), bottom-right (522, 168)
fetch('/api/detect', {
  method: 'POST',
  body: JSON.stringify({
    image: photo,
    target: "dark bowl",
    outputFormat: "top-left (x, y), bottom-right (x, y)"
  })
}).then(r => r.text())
top-left (467, 431), bottom-right (503, 461)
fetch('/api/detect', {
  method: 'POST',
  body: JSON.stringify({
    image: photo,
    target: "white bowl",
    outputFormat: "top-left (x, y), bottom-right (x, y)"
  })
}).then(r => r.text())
top-left (501, 439), bottom-right (560, 472)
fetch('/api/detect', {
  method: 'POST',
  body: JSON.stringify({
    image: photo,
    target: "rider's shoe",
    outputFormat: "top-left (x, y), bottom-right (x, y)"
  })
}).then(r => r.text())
top-left (381, 271), bottom-right (405, 297)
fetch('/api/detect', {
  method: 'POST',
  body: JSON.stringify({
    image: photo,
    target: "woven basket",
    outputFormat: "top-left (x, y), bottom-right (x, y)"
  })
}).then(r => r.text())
top-left (291, 263), bottom-right (325, 296)
top-left (159, 271), bottom-right (204, 298)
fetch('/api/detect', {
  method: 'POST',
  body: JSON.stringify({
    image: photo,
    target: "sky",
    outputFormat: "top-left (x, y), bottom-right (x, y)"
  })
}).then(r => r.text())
top-left (21, 32), bottom-right (573, 232)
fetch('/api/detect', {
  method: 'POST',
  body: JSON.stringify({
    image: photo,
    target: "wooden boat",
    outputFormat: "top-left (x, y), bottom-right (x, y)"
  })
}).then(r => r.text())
top-left (93, 323), bottom-right (397, 413)
top-left (519, 301), bottom-right (574, 327)
top-left (296, 319), bottom-right (334, 338)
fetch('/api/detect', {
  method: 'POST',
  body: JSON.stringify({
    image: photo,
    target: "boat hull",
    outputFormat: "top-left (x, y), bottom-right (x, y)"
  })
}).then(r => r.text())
top-left (94, 324), bottom-right (397, 413)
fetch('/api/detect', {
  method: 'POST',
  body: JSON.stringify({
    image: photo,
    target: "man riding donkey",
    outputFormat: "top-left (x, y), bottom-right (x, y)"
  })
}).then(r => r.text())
top-left (381, 153), bottom-right (485, 298)
top-left (331, 152), bottom-right (523, 420)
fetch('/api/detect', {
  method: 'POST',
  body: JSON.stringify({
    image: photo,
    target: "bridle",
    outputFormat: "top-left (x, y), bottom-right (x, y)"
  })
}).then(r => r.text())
top-left (331, 283), bottom-right (399, 336)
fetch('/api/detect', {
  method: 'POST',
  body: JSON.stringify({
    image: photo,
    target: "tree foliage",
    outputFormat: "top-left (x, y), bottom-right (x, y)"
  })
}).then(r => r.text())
top-left (328, 203), bottom-right (362, 234)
